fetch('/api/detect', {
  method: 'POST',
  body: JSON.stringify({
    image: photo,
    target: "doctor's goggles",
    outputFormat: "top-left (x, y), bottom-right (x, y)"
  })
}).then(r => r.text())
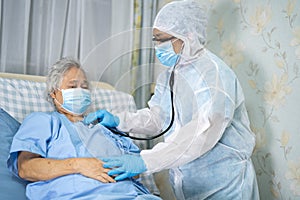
top-left (152, 36), bottom-right (176, 46)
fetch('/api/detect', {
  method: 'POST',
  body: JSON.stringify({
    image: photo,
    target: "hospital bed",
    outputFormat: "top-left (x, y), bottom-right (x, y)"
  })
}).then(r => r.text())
top-left (0, 72), bottom-right (175, 199)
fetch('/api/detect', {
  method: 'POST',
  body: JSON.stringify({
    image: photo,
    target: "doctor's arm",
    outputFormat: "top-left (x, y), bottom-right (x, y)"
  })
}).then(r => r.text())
top-left (141, 110), bottom-right (229, 173)
top-left (84, 106), bottom-right (164, 135)
top-left (84, 76), bottom-right (166, 135)
top-left (17, 151), bottom-right (115, 183)
top-left (116, 105), bottom-right (164, 135)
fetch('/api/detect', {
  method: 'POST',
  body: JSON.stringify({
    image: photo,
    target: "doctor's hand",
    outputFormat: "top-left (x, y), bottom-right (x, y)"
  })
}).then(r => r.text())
top-left (102, 154), bottom-right (147, 181)
top-left (83, 109), bottom-right (120, 128)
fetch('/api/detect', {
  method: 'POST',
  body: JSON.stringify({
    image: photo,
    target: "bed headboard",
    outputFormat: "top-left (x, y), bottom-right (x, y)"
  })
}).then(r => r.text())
top-left (0, 72), bottom-right (115, 90)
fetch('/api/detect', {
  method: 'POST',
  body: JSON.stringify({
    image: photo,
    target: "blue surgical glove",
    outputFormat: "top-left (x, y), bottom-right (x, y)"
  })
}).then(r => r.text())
top-left (83, 109), bottom-right (120, 128)
top-left (102, 154), bottom-right (147, 181)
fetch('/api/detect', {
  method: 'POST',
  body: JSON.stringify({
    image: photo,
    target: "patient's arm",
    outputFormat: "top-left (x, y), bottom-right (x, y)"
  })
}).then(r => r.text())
top-left (18, 151), bottom-right (116, 183)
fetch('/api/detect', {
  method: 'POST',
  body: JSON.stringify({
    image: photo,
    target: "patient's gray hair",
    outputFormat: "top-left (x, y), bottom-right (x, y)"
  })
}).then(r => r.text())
top-left (46, 57), bottom-right (86, 102)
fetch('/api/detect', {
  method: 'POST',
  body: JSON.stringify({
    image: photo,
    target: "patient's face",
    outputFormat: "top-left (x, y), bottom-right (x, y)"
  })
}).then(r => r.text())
top-left (51, 66), bottom-right (89, 113)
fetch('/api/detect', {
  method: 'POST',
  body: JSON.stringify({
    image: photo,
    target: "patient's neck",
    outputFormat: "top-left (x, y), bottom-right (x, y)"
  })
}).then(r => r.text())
top-left (58, 110), bottom-right (84, 122)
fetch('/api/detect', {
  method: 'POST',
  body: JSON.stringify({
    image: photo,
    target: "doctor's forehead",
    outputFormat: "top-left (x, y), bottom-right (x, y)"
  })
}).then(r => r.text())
top-left (153, 28), bottom-right (172, 38)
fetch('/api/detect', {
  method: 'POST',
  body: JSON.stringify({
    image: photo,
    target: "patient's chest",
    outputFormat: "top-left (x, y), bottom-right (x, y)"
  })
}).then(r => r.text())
top-left (74, 122), bottom-right (123, 158)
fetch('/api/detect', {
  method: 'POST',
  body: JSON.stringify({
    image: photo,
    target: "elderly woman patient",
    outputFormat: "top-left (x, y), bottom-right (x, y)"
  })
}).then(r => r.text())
top-left (7, 58), bottom-right (161, 200)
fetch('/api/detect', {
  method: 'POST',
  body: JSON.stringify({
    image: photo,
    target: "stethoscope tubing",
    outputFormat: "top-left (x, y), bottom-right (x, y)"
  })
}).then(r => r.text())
top-left (109, 44), bottom-right (184, 140)
top-left (109, 59), bottom-right (181, 140)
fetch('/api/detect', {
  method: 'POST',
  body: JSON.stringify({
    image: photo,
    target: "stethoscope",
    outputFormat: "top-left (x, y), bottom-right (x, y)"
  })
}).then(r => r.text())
top-left (107, 69), bottom-right (175, 141)
top-left (107, 55), bottom-right (181, 141)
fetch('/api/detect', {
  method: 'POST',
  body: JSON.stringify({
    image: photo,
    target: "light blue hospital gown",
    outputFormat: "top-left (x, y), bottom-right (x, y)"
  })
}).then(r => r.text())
top-left (7, 111), bottom-right (161, 200)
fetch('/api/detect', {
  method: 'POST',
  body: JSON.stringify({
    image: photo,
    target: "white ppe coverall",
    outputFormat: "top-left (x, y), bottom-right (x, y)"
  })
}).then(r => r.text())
top-left (117, 1), bottom-right (259, 199)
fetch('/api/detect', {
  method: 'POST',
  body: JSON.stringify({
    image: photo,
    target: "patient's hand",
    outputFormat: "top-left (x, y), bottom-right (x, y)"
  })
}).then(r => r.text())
top-left (74, 158), bottom-right (116, 183)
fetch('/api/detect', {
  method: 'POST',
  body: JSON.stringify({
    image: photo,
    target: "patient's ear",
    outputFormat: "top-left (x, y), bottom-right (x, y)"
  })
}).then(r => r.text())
top-left (50, 90), bottom-right (63, 104)
top-left (50, 91), bottom-right (56, 99)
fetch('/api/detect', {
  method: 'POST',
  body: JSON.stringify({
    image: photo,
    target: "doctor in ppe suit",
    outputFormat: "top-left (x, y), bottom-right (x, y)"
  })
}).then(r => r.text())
top-left (84, 1), bottom-right (260, 199)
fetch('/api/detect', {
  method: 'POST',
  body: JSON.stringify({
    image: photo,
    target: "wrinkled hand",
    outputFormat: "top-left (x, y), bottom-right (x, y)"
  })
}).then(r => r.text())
top-left (102, 154), bottom-right (147, 181)
top-left (83, 109), bottom-right (120, 128)
top-left (74, 158), bottom-right (116, 183)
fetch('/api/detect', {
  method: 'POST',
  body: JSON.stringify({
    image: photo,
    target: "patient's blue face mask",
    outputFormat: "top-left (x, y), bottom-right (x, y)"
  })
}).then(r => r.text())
top-left (55, 88), bottom-right (91, 115)
top-left (155, 39), bottom-right (180, 67)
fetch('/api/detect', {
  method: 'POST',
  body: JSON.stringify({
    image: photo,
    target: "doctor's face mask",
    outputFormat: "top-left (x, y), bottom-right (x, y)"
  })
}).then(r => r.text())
top-left (155, 39), bottom-right (180, 67)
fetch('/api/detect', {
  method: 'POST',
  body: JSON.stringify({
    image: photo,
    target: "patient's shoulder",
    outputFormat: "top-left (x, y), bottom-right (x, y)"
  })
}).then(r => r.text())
top-left (25, 111), bottom-right (52, 119)
top-left (22, 111), bottom-right (59, 124)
